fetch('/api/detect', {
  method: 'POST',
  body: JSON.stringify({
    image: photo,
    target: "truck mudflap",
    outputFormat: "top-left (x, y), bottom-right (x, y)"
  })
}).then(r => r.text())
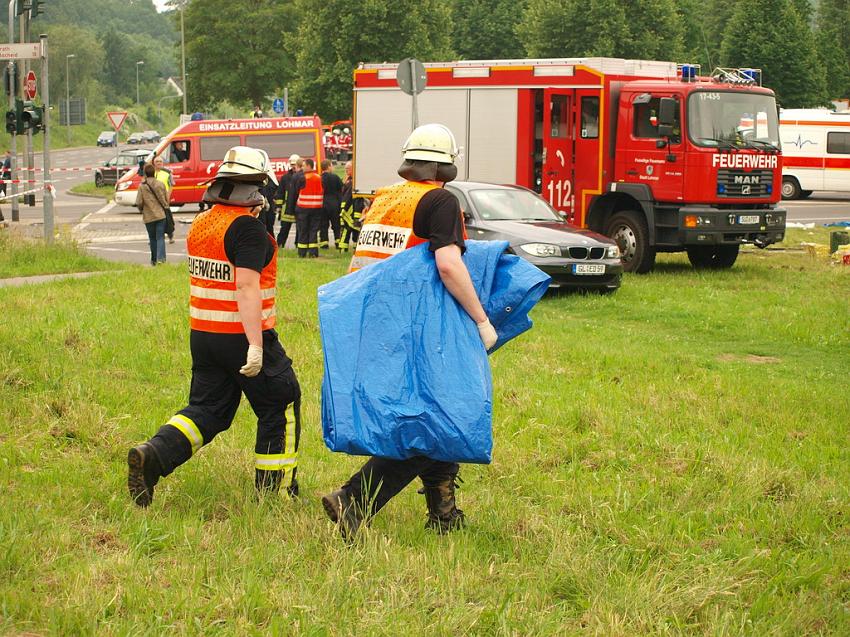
top-left (677, 205), bottom-right (786, 249)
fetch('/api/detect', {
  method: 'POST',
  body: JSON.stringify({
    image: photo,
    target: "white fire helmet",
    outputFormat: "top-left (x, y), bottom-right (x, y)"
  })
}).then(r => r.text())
top-left (213, 146), bottom-right (278, 185)
top-left (401, 123), bottom-right (458, 164)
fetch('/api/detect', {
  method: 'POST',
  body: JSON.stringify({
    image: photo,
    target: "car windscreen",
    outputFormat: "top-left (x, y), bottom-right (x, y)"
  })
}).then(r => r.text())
top-left (467, 188), bottom-right (562, 221)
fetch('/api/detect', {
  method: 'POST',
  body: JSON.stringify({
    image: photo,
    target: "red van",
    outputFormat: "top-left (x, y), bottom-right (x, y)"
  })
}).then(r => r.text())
top-left (115, 116), bottom-right (325, 208)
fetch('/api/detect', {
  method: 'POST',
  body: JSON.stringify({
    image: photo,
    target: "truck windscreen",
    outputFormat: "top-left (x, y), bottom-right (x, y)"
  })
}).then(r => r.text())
top-left (688, 91), bottom-right (779, 148)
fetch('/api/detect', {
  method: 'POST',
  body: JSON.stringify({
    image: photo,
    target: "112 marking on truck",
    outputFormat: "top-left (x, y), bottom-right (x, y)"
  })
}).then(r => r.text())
top-left (353, 58), bottom-right (787, 272)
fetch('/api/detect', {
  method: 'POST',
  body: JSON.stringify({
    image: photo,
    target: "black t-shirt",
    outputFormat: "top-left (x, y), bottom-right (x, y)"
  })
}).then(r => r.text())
top-left (321, 171), bottom-right (343, 208)
top-left (412, 188), bottom-right (466, 253)
top-left (223, 215), bottom-right (274, 273)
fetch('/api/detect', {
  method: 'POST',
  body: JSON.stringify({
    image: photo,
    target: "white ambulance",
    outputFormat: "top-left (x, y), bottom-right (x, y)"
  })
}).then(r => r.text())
top-left (779, 108), bottom-right (850, 199)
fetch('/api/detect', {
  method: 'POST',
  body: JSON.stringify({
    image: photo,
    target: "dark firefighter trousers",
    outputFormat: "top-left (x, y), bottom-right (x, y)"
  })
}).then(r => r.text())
top-left (341, 456), bottom-right (460, 518)
top-left (318, 203), bottom-right (341, 249)
top-left (295, 206), bottom-right (321, 257)
top-left (146, 329), bottom-right (301, 491)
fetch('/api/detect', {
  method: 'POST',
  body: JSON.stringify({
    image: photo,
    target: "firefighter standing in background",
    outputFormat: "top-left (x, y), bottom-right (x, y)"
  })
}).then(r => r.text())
top-left (275, 155), bottom-right (301, 248)
top-left (259, 178), bottom-right (278, 236)
top-left (127, 146), bottom-right (302, 506)
top-left (338, 160), bottom-right (364, 251)
top-left (321, 124), bottom-right (498, 539)
top-left (319, 159), bottom-right (343, 249)
top-left (293, 158), bottom-right (323, 258)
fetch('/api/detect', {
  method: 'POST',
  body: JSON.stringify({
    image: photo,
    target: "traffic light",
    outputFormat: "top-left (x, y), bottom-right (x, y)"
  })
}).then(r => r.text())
top-left (21, 100), bottom-right (44, 133)
top-left (5, 109), bottom-right (17, 134)
top-left (30, 0), bottom-right (44, 18)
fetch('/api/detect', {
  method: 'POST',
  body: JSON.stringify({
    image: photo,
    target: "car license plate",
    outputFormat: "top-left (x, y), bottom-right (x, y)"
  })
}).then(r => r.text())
top-left (738, 215), bottom-right (760, 224)
top-left (573, 263), bottom-right (605, 275)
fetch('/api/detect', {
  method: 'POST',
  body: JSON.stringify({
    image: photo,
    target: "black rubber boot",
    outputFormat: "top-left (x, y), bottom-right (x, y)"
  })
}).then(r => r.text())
top-left (255, 469), bottom-right (281, 495)
top-left (127, 442), bottom-right (162, 508)
top-left (420, 476), bottom-right (466, 533)
top-left (255, 470), bottom-right (299, 499)
top-left (321, 488), bottom-right (363, 541)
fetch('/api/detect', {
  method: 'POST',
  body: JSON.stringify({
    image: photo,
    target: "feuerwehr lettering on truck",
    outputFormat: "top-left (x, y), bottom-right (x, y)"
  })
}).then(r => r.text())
top-left (711, 154), bottom-right (778, 169)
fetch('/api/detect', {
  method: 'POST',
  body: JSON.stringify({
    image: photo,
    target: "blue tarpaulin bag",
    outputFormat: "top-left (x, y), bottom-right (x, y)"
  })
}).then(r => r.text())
top-left (318, 240), bottom-right (550, 463)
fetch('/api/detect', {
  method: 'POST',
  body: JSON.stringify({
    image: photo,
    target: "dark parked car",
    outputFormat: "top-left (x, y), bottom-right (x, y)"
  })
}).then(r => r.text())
top-left (94, 149), bottom-right (151, 187)
top-left (446, 182), bottom-right (623, 291)
top-left (141, 130), bottom-right (161, 143)
top-left (126, 132), bottom-right (146, 144)
top-left (96, 131), bottom-right (117, 147)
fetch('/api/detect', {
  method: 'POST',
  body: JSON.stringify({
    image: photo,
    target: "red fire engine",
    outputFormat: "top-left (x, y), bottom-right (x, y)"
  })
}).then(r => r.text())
top-left (353, 58), bottom-right (786, 272)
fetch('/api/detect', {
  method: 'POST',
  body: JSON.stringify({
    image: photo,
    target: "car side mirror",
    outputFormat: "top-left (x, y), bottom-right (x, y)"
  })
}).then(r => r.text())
top-left (462, 210), bottom-right (472, 223)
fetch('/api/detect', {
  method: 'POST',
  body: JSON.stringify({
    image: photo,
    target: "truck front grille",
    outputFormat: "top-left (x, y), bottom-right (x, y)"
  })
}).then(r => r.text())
top-left (717, 169), bottom-right (773, 197)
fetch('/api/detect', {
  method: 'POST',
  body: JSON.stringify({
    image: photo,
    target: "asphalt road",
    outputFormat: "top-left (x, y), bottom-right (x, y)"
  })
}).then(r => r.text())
top-left (4, 144), bottom-right (850, 267)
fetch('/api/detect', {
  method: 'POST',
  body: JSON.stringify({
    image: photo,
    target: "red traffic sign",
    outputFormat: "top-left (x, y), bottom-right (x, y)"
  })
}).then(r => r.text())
top-left (24, 70), bottom-right (36, 100)
top-left (107, 111), bottom-right (128, 131)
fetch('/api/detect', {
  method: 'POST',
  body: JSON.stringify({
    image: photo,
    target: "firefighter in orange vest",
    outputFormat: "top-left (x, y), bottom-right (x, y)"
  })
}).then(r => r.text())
top-left (127, 146), bottom-right (302, 506)
top-left (321, 124), bottom-right (498, 539)
top-left (293, 158), bottom-right (324, 257)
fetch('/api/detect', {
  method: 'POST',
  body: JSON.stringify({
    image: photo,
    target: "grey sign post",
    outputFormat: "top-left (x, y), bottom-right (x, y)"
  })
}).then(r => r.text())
top-left (395, 58), bottom-right (427, 131)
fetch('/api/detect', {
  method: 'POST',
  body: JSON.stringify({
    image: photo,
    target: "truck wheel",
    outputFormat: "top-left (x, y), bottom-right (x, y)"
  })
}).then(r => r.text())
top-left (686, 245), bottom-right (739, 269)
top-left (605, 210), bottom-right (656, 274)
top-left (95, 173), bottom-right (104, 188)
top-left (781, 177), bottom-right (801, 200)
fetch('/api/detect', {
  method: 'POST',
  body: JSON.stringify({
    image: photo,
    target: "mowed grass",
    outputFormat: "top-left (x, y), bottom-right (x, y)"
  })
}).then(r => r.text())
top-left (0, 229), bottom-right (122, 279)
top-left (0, 234), bottom-right (848, 635)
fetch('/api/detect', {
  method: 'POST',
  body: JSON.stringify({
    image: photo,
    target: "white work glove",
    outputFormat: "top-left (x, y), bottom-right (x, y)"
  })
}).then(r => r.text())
top-left (239, 344), bottom-right (264, 377)
top-left (477, 319), bottom-right (498, 351)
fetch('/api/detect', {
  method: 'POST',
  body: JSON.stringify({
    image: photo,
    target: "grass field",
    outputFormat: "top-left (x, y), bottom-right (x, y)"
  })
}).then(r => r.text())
top-left (0, 233), bottom-right (848, 635)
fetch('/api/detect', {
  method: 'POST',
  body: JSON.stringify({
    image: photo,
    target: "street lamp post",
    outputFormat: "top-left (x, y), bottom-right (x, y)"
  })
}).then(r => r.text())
top-left (135, 60), bottom-right (144, 104)
top-left (65, 54), bottom-right (75, 145)
top-left (180, 5), bottom-right (187, 115)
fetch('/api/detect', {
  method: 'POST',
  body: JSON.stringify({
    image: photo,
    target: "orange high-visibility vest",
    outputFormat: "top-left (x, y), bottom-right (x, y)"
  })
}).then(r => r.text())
top-left (296, 170), bottom-right (323, 208)
top-left (186, 205), bottom-right (277, 333)
top-left (348, 180), bottom-right (465, 273)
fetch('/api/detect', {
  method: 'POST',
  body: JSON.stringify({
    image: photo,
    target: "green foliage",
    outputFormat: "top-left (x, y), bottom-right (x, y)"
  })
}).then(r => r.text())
top-left (183, 0), bottom-right (296, 112)
top-left (721, 0), bottom-right (828, 107)
top-left (519, 0), bottom-right (629, 57)
top-left (816, 0), bottom-right (850, 100)
top-left (518, 0), bottom-right (687, 60)
top-left (452, 0), bottom-right (528, 60)
top-left (290, 0), bottom-right (455, 121)
top-left (621, 0), bottom-right (687, 60)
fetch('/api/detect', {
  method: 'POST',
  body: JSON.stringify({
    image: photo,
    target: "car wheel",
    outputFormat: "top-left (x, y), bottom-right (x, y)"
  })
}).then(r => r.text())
top-left (605, 210), bottom-right (656, 274)
top-left (95, 173), bottom-right (104, 188)
top-left (686, 245), bottom-right (739, 269)
top-left (781, 177), bottom-right (801, 200)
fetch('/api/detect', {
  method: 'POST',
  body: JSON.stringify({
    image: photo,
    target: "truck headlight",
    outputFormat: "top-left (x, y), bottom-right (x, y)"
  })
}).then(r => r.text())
top-left (519, 243), bottom-right (560, 257)
top-left (606, 245), bottom-right (620, 258)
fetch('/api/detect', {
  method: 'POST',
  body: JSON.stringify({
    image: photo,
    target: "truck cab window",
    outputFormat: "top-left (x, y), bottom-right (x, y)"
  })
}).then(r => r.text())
top-left (634, 97), bottom-right (680, 142)
top-left (581, 97), bottom-right (599, 139)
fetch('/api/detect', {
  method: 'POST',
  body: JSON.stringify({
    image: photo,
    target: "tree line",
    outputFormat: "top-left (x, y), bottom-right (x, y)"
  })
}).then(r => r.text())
top-left (21, 0), bottom-right (850, 122)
